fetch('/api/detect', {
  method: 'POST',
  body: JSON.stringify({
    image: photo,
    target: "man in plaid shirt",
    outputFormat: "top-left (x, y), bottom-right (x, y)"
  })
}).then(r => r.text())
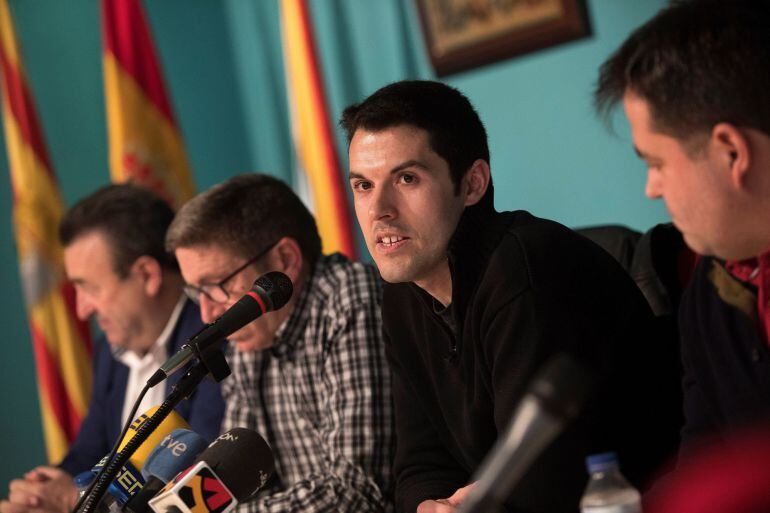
top-left (166, 174), bottom-right (393, 512)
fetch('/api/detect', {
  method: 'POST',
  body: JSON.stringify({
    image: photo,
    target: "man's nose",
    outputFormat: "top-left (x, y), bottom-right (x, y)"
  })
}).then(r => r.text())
top-left (369, 184), bottom-right (397, 222)
top-left (75, 292), bottom-right (95, 321)
top-left (645, 168), bottom-right (663, 199)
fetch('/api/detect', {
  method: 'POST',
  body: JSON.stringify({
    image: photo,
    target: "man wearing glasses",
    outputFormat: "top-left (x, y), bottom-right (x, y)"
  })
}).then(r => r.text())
top-left (166, 174), bottom-right (393, 513)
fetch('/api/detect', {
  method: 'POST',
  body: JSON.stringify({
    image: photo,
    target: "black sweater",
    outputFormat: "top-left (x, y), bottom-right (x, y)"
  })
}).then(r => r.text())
top-left (679, 256), bottom-right (770, 455)
top-left (383, 206), bottom-right (681, 513)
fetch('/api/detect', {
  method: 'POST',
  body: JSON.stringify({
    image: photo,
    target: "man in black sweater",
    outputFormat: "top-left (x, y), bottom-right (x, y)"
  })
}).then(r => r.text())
top-left (341, 80), bottom-right (680, 513)
top-left (595, 0), bottom-right (770, 458)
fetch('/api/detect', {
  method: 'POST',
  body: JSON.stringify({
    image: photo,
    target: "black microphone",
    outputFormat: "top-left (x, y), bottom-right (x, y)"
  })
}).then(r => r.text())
top-left (457, 353), bottom-right (593, 513)
top-left (148, 428), bottom-right (276, 513)
top-left (148, 271), bottom-right (293, 387)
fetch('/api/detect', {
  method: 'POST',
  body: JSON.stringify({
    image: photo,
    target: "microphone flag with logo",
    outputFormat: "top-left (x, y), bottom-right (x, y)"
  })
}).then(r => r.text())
top-left (124, 428), bottom-right (209, 513)
top-left (149, 428), bottom-right (275, 513)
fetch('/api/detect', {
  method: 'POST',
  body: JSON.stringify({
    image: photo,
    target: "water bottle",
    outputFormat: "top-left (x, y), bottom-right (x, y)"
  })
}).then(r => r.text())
top-left (73, 469), bottom-right (126, 513)
top-left (580, 452), bottom-right (642, 513)
top-left (74, 471), bottom-right (95, 500)
top-left (74, 471), bottom-right (112, 513)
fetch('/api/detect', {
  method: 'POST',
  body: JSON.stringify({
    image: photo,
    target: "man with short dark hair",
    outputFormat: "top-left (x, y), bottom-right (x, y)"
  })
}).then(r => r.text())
top-left (342, 80), bottom-right (679, 513)
top-left (166, 174), bottom-right (393, 513)
top-left (595, 0), bottom-right (770, 455)
top-left (0, 184), bottom-right (225, 513)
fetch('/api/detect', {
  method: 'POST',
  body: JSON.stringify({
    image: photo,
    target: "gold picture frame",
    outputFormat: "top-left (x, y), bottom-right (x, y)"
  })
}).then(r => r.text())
top-left (416, 0), bottom-right (590, 77)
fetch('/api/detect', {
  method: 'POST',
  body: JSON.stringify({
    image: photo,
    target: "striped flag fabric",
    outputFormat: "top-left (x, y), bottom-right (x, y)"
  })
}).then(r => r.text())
top-left (101, 0), bottom-right (195, 209)
top-left (280, 0), bottom-right (358, 259)
top-left (0, 0), bottom-right (92, 463)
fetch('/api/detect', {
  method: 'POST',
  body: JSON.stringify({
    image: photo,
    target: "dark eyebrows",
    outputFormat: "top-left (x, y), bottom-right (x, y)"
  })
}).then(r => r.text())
top-left (633, 145), bottom-right (655, 162)
top-left (348, 159), bottom-right (430, 180)
top-left (391, 159), bottom-right (429, 174)
top-left (633, 145), bottom-right (664, 167)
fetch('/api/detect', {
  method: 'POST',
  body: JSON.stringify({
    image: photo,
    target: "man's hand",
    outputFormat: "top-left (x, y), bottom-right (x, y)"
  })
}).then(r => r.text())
top-left (416, 482), bottom-right (477, 513)
top-left (1, 467), bottom-right (77, 513)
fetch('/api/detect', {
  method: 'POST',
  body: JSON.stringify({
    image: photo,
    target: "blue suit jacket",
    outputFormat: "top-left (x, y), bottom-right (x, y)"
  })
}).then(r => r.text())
top-left (59, 299), bottom-right (225, 475)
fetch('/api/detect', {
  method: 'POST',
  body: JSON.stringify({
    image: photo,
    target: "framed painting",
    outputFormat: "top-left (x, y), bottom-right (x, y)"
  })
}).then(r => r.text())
top-left (415, 0), bottom-right (590, 76)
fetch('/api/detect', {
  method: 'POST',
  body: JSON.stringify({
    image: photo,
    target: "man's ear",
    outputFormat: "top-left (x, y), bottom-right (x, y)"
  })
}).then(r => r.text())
top-left (267, 237), bottom-right (304, 286)
top-left (463, 159), bottom-right (491, 207)
top-left (711, 123), bottom-right (751, 189)
top-left (132, 255), bottom-right (163, 297)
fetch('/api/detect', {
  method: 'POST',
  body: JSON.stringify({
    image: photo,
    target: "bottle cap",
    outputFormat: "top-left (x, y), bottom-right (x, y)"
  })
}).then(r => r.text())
top-left (74, 470), bottom-right (95, 489)
top-left (586, 451), bottom-right (619, 473)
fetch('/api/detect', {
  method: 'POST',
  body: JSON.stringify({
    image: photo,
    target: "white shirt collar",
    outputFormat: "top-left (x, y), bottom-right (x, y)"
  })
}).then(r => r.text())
top-left (118, 294), bottom-right (187, 425)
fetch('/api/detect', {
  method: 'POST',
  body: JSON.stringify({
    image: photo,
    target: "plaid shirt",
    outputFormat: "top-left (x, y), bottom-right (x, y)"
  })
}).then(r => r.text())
top-left (221, 254), bottom-right (394, 513)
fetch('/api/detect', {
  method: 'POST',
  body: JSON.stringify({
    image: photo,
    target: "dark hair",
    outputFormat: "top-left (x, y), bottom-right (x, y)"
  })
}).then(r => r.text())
top-left (165, 174), bottom-right (322, 268)
top-left (340, 80), bottom-right (492, 195)
top-left (59, 183), bottom-right (178, 277)
top-left (595, 0), bottom-right (770, 142)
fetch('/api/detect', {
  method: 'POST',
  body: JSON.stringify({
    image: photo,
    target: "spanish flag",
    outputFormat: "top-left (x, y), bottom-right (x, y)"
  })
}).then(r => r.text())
top-left (101, 0), bottom-right (194, 209)
top-left (0, 0), bottom-right (92, 463)
top-left (281, 0), bottom-right (357, 259)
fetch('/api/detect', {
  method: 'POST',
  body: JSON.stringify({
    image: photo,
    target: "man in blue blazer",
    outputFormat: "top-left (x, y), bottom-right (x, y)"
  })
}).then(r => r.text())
top-left (57, 290), bottom-right (222, 473)
top-left (1, 184), bottom-right (224, 513)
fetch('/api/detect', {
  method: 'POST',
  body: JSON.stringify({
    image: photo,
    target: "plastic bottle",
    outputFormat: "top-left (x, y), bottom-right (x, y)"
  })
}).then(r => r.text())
top-left (74, 471), bottom-right (95, 500)
top-left (580, 452), bottom-right (642, 513)
top-left (73, 470), bottom-right (122, 513)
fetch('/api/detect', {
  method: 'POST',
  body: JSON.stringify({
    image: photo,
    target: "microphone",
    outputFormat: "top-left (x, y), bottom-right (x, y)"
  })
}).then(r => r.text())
top-left (120, 407), bottom-right (193, 473)
top-left (88, 458), bottom-right (145, 511)
top-left (148, 428), bottom-right (276, 513)
top-left (124, 429), bottom-right (209, 513)
top-left (457, 354), bottom-right (593, 513)
top-left (80, 408), bottom-right (191, 512)
top-left (148, 271), bottom-right (293, 387)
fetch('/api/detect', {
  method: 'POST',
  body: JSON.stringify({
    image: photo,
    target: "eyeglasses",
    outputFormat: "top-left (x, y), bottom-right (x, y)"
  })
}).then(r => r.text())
top-left (183, 241), bottom-right (277, 305)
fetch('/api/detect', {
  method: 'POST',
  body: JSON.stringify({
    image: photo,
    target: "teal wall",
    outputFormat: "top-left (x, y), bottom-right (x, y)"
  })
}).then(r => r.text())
top-left (0, 0), bottom-right (667, 480)
top-left (450, 1), bottom-right (670, 228)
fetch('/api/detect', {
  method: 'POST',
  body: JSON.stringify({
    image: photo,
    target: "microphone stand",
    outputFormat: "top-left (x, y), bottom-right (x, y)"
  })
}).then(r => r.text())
top-left (77, 349), bottom-right (230, 513)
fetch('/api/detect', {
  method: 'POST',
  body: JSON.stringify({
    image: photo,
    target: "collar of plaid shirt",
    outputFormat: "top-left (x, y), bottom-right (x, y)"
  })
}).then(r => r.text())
top-left (268, 266), bottom-right (314, 360)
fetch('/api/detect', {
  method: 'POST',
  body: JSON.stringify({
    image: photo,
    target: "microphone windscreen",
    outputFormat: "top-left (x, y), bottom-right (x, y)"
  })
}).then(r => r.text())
top-left (213, 272), bottom-right (294, 335)
top-left (119, 406), bottom-right (191, 473)
top-left (528, 353), bottom-right (593, 421)
top-left (255, 272), bottom-right (293, 310)
top-left (195, 428), bottom-right (275, 501)
top-left (142, 429), bottom-right (208, 482)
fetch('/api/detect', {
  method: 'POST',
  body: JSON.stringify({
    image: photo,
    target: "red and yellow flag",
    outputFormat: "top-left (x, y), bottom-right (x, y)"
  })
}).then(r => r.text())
top-left (101, 0), bottom-right (194, 209)
top-left (0, 0), bottom-right (92, 463)
top-left (281, 0), bottom-right (357, 259)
